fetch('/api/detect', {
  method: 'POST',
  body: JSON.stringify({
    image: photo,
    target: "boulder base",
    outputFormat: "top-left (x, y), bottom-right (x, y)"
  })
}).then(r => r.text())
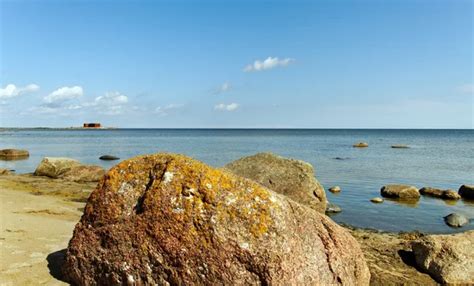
top-left (411, 231), bottom-right (474, 284)
top-left (63, 153), bottom-right (370, 285)
top-left (381, 185), bottom-right (420, 200)
top-left (224, 152), bottom-right (327, 213)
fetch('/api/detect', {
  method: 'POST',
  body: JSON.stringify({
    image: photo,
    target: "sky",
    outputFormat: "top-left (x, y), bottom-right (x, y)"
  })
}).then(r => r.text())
top-left (0, 0), bottom-right (472, 128)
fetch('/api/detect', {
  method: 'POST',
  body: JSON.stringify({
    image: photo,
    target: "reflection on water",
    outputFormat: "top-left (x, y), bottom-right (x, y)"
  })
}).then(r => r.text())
top-left (1, 128), bottom-right (473, 233)
top-left (384, 198), bottom-right (420, 208)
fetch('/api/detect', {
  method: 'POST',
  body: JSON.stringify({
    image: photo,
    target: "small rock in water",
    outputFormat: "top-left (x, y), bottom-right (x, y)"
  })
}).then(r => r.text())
top-left (391, 145), bottom-right (410, 149)
top-left (370, 197), bottom-right (383, 203)
top-left (0, 148), bottom-right (29, 160)
top-left (353, 142), bottom-right (369, 148)
top-left (99, 155), bottom-right (120, 161)
top-left (443, 213), bottom-right (469, 228)
top-left (333, 157), bottom-right (350, 160)
top-left (419, 187), bottom-right (460, 200)
top-left (329, 186), bottom-right (341, 193)
top-left (381, 185), bottom-right (420, 200)
top-left (458, 185), bottom-right (474, 200)
top-left (326, 203), bottom-right (342, 213)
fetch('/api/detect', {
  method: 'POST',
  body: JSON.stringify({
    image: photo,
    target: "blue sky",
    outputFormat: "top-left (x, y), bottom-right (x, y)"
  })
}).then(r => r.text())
top-left (0, 0), bottom-right (472, 128)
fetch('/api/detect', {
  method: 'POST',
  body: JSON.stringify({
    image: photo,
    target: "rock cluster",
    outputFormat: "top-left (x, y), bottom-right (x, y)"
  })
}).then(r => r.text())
top-left (380, 185), bottom-right (420, 200)
top-left (34, 157), bottom-right (105, 182)
top-left (411, 231), bottom-right (474, 284)
top-left (419, 187), bottom-right (460, 200)
top-left (0, 148), bottom-right (29, 160)
top-left (224, 152), bottom-right (327, 213)
top-left (63, 153), bottom-right (370, 285)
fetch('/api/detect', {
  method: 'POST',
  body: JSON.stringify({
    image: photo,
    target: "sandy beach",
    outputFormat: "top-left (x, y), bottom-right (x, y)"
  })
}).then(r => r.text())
top-left (0, 175), bottom-right (95, 285)
top-left (0, 172), bottom-right (443, 285)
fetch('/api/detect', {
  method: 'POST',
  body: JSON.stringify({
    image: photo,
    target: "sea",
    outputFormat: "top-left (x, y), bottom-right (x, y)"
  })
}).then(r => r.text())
top-left (1, 128), bottom-right (473, 234)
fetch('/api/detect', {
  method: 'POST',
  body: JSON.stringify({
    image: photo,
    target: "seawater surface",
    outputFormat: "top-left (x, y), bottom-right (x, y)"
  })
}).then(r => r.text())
top-left (1, 128), bottom-right (473, 233)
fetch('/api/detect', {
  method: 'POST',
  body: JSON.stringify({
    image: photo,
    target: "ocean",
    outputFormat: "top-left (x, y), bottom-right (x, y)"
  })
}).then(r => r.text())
top-left (1, 128), bottom-right (473, 233)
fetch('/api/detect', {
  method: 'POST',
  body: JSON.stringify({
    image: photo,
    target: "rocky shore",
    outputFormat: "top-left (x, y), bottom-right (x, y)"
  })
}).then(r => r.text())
top-left (0, 152), bottom-right (473, 285)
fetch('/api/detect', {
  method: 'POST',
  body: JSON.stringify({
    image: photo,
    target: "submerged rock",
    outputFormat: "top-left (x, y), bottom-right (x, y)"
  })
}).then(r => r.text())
top-left (329, 186), bottom-right (341, 193)
top-left (380, 185), bottom-right (420, 200)
top-left (34, 157), bottom-right (105, 182)
top-left (391, 145), bottom-right (410, 149)
top-left (224, 152), bottom-right (327, 213)
top-left (443, 213), bottom-right (469, 228)
top-left (63, 153), bottom-right (370, 285)
top-left (370, 197), bottom-right (383, 203)
top-left (326, 203), bottom-right (342, 213)
top-left (353, 142), bottom-right (369, 148)
top-left (458, 185), bottom-right (474, 200)
top-left (99, 155), bottom-right (120, 161)
top-left (0, 149), bottom-right (29, 160)
top-left (419, 187), bottom-right (460, 200)
top-left (411, 231), bottom-right (474, 284)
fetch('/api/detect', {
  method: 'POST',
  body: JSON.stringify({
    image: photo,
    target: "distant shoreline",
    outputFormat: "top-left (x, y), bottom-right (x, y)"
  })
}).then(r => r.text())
top-left (1, 127), bottom-right (473, 131)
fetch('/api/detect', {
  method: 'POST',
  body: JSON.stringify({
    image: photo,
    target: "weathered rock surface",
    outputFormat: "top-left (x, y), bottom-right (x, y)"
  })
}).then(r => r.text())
top-left (411, 231), bottom-right (474, 284)
top-left (63, 153), bottom-right (370, 285)
top-left (459, 185), bottom-right (474, 200)
top-left (34, 157), bottom-right (81, 178)
top-left (224, 152), bottom-right (327, 213)
top-left (420, 187), bottom-right (461, 200)
top-left (381, 185), bottom-right (420, 200)
top-left (443, 213), bottom-right (469, 228)
top-left (34, 157), bottom-right (105, 182)
top-left (329, 186), bottom-right (341, 193)
top-left (353, 142), bottom-right (369, 148)
top-left (99, 155), bottom-right (120, 161)
top-left (61, 165), bottom-right (106, 183)
top-left (0, 149), bottom-right (29, 160)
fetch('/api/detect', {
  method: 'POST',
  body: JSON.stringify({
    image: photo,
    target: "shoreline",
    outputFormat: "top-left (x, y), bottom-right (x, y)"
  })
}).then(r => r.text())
top-left (0, 173), bottom-right (450, 285)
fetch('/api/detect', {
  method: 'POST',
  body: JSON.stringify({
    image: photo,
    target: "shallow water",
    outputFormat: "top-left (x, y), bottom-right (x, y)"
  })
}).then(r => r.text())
top-left (1, 128), bottom-right (473, 233)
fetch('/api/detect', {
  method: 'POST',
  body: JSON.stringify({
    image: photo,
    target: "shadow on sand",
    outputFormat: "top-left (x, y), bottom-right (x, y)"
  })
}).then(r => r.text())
top-left (47, 249), bottom-right (68, 283)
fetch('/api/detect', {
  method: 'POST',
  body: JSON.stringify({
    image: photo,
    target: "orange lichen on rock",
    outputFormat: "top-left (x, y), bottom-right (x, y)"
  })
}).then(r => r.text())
top-left (64, 153), bottom-right (370, 285)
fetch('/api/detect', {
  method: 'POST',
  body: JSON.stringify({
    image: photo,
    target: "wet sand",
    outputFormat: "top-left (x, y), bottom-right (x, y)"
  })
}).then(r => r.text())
top-left (0, 174), bottom-right (439, 285)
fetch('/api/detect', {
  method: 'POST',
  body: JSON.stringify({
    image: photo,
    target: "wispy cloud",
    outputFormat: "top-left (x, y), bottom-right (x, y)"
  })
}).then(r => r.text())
top-left (155, 104), bottom-right (183, 116)
top-left (214, 103), bottom-right (239, 111)
top-left (457, 83), bottom-right (474, 94)
top-left (86, 91), bottom-right (129, 115)
top-left (214, 82), bottom-right (231, 94)
top-left (44, 86), bottom-right (83, 103)
top-left (244, 57), bottom-right (294, 72)
top-left (0, 83), bottom-right (39, 99)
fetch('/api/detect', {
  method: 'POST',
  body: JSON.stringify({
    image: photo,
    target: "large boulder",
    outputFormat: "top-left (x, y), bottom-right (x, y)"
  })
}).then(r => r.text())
top-left (34, 157), bottom-right (81, 178)
top-left (419, 187), bottom-right (461, 200)
top-left (34, 157), bottom-right (105, 182)
top-left (411, 231), bottom-right (474, 284)
top-left (63, 153), bottom-right (370, 285)
top-left (224, 152), bottom-right (327, 213)
top-left (0, 148), bottom-right (29, 160)
top-left (459, 185), bottom-right (474, 200)
top-left (380, 185), bottom-right (420, 200)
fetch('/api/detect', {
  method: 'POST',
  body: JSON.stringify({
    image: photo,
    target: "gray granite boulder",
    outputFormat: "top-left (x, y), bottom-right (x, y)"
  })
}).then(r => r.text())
top-left (444, 213), bottom-right (469, 228)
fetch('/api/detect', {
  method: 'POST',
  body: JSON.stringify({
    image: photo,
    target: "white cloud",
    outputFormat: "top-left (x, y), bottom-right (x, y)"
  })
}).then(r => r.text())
top-left (0, 83), bottom-right (40, 99)
top-left (214, 82), bottom-right (231, 95)
top-left (244, 57), bottom-right (294, 72)
top-left (214, 103), bottom-right (239, 111)
top-left (44, 86), bottom-right (83, 103)
top-left (457, 83), bottom-right (474, 94)
top-left (88, 91), bottom-right (129, 115)
top-left (155, 104), bottom-right (183, 116)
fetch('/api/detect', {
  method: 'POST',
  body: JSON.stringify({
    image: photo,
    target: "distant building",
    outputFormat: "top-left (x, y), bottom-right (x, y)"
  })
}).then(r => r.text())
top-left (83, 123), bottom-right (101, 128)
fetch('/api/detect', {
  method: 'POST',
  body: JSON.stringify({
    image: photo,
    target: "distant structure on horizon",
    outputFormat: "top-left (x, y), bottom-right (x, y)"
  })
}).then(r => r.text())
top-left (83, 123), bottom-right (101, 128)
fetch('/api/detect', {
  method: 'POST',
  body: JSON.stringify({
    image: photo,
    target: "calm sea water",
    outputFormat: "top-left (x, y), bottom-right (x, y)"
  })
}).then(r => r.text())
top-left (1, 129), bottom-right (473, 234)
